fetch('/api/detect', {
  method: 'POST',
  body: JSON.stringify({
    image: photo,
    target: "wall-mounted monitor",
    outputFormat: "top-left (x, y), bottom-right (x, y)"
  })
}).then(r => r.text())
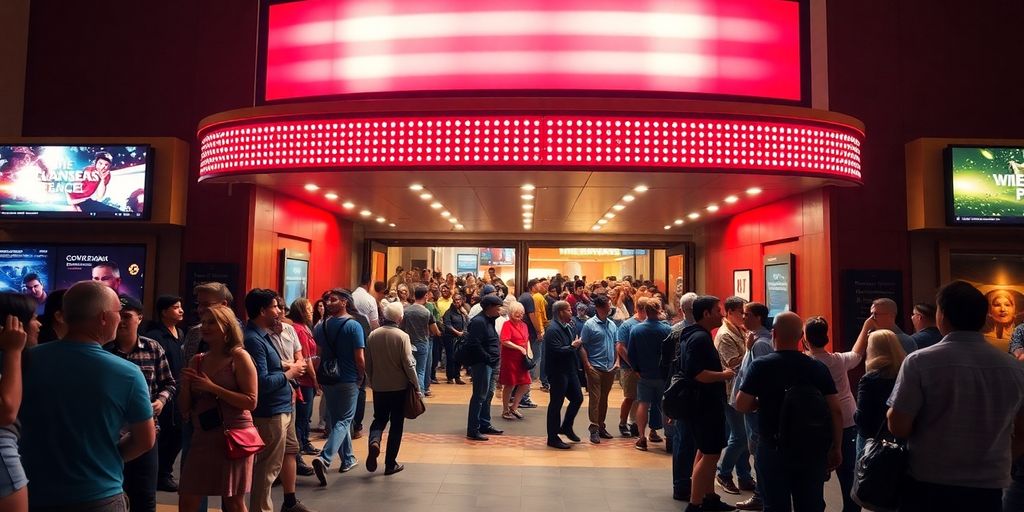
top-left (456, 254), bottom-right (479, 275)
top-left (0, 144), bottom-right (151, 219)
top-left (764, 253), bottom-right (794, 320)
top-left (280, 249), bottom-right (310, 306)
top-left (0, 246), bottom-right (55, 315)
top-left (479, 248), bottom-right (515, 267)
top-left (946, 146), bottom-right (1024, 226)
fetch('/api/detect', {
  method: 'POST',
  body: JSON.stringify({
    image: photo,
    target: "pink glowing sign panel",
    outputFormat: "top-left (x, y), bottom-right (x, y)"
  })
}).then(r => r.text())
top-left (261, 0), bottom-right (805, 103)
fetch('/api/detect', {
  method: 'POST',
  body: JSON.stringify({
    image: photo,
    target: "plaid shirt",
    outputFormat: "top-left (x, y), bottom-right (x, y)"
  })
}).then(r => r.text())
top-left (103, 335), bottom-right (177, 405)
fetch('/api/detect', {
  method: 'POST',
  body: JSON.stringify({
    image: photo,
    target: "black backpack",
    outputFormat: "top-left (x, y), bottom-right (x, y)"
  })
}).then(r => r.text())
top-left (777, 382), bottom-right (833, 464)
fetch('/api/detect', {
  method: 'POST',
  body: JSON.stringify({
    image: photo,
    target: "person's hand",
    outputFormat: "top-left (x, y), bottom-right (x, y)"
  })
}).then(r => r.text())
top-left (152, 400), bottom-right (164, 416)
top-left (181, 368), bottom-right (217, 394)
top-left (827, 447), bottom-right (842, 472)
top-left (722, 368), bottom-right (736, 381)
top-left (285, 360), bottom-right (307, 379)
top-left (0, 315), bottom-right (27, 353)
top-left (1017, 351), bottom-right (1024, 362)
top-left (571, 338), bottom-right (582, 349)
top-left (863, 315), bottom-right (879, 332)
top-left (745, 331), bottom-right (757, 350)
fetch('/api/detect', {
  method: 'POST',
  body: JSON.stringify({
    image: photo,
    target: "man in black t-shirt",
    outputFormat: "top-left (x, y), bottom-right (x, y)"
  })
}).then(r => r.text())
top-left (736, 312), bottom-right (842, 512)
top-left (678, 296), bottom-right (736, 512)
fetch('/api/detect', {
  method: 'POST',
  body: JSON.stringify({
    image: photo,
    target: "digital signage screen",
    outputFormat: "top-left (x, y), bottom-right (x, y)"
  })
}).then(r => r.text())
top-left (947, 146), bottom-right (1024, 226)
top-left (0, 246), bottom-right (55, 315)
top-left (479, 248), bottom-right (515, 267)
top-left (280, 250), bottom-right (310, 307)
top-left (0, 145), bottom-right (151, 219)
top-left (54, 245), bottom-right (146, 301)
top-left (764, 253), bottom-right (793, 320)
top-left (260, 0), bottom-right (806, 104)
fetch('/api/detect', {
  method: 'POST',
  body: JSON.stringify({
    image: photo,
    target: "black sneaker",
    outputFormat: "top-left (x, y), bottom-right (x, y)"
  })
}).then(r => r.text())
top-left (519, 400), bottom-right (539, 409)
top-left (311, 457), bottom-right (328, 487)
top-left (589, 430), bottom-right (601, 444)
top-left (716, 474), bottom-right (741, 495)
top-left (701, 493), bottom-right (737, 512)
top-left (296, 460), bottom-right (315, 476)
top-left (547, 438), bottom-right (571, 449)
top-left (339, 461), bottom-right (358, 473)
top-left (619, 423), bottom-right (631, 437)
top-left (629, 423), bottom-right (640, 437)
top-left (540, 383), bottom-right (551, 392)
top-left (735, 497), bottom-right (763, 511)
top-left (156, 475), bottom-right (178, 492)
top-left (301, 443), bottom-right (320, 456)
top-left (481, 426), bottom-right (504, 435)
top-left (366, 439), bottom-right (380, 473)
top-left (384, 463), bottom-right (405, 475)
top-left (559, 428), bottom-right (581, 443)
top-left (598, 428), bottom-right (614, 439)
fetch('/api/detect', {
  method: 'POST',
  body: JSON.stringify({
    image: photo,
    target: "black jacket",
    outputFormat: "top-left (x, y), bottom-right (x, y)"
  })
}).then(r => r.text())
top-left (855, 370), bottom-right (897, 439)
top-left (442, 307), bottom-right (469, 341)
top-left (465, 313), bottom-right (500, 367)
top-left (544, 320), bottom-right (580, 374)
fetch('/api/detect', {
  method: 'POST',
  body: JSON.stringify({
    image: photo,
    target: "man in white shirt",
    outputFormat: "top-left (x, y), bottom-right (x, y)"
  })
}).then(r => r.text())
top-left (272, 296), bottom-right (315, 485)
top-left (352, 274), bottom-right (383, 331)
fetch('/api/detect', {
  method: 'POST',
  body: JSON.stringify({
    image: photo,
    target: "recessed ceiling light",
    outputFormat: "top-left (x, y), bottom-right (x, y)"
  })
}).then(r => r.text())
top-left (604, 213), bottom-right (615, 219)
top-left (304, 184), bottom-right (319, 191)
top-left (522, 204), bottom-right (533, 210)
top-left (597, 219), bottom-right (608, 225)
top-left (388, 223), bottom-right (396, 227)
top-left (359, 210), bottom-right (372, 217)
top-left (430, 202), bottom-right (442, 209)
top-left (523, 225), bottom-right (532, 230)
top-left (342, 201), bottom-right (355, 209)
top-left (523, 212), bottom-right (533, 218)
top-left (634, 185), bottom-right (649, 193)
top-left (591, 225), bottom-right (602, 231)
top-left (440, 211), bottom-right (451, 217)
top-left (376, 217), bottom-right (386, 223)
top-left (409, 184), bottom-right (423, 191)
top-left (324, 192), bottom-right (338, 200)
top-left (746, 187), bottom-right (762, 195)
top-left (448, 218), bottom-right (458, 223)
top-left (521, 194), bottom-right (534, 200)
top-left (419, 193), bottom-right (432, 200)
top-left (724, 195), bottom-right (739, 204)
top-left (622, 194), bottom-right (635, 202)
top-left (612, 204), bottom-right (625, 211)
top-left (664, 225), bottom-right (672, 230)
top-left (674, 219), bottom-right (684, 225)
top-left (688, 212), bottom-right (700, 219)
top-left (707, 204), bottom-right (719, 212)
top-left (521, 184), bottom-right (535, 191)
top-left (455, 224), bottom-right (464, 230)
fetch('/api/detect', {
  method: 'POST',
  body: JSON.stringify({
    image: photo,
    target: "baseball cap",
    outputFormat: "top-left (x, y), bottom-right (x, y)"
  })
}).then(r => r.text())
top-left (481, 295), bottom-right (503, 309)
top-left (481, 284), bottom-right (496, 295)
top-left (119, 294), bottom-right (143, 313)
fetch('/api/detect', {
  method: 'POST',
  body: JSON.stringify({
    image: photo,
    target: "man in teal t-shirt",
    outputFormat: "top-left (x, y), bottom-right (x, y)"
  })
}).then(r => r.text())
top-left (19, 281), bottom-right (155, 510)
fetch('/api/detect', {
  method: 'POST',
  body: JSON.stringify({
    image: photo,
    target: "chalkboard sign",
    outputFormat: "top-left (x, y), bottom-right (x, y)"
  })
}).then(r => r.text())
top-left (840, 269), bottom-right (903, 351)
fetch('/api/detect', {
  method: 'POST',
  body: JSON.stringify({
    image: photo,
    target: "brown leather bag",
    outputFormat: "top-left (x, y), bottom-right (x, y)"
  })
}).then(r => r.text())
top-left (404, 385), bottom-right (425, 419)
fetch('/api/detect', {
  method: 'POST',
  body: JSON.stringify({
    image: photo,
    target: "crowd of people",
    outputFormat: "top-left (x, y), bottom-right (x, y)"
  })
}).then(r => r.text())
top-left (0, 264), bottom-right (1021, 512)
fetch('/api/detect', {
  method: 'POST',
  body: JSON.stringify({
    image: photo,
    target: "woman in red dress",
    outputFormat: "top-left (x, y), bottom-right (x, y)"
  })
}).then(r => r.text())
top-left (499, 301), bottom-right (532, 420)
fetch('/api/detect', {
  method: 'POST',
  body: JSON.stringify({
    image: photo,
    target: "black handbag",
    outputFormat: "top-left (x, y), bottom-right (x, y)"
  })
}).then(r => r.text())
top-left (851, 424), bottom-right (907, 512)
top-left (661, 373), bottom-right (701, 421)
top-left (316, 318), bottom-right (350, 385)
top-left (522, 353), bottom-right (537, 370)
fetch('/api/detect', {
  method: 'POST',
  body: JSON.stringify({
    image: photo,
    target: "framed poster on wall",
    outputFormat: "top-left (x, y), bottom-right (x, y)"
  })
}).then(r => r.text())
top-left (456, 253), bottom-right (478, 275)
top-left (764, 254), bottom-right (794, 320)
top-left (949, 252), bottom-right (1024, 353)
top-left (733, 269), bottom-right (752, 301)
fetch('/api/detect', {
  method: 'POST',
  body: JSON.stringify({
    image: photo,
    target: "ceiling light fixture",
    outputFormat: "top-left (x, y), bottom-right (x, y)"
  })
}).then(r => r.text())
top-left (455, 224), bottom-right (464, 230)
top-left (430, 202), bottom-right (442, 209)
top-left (523, 212), bottom-right (533, 218)
top-left (440, 211), bottom-right (451, 217)
top-left (622, 194), bottom-right (635, 202)
top-left (612, 204), bottom-right (625, 211)
top-left (707, 204), bottom-right (719, 212)
top-left (324, 192), bottom-right (338, 200)
top-left (724, 195), bottom-right (739, 204)
top-left (746, 187), bottom-right (762, 195)
top-left (409, 184), bottom-right (423, 191)
top-left (597, 219), bottom-right (608, 225)
top-left (419, 193), bottom-right (432, 200)
top-left (674, 219), bottom-right (684, 225)
top-left (521, 184), bottom-right (535, 191)
top-left (634, 185), bottom-right (649, 193)
top-left (604, 213), bottom-right (615, 219)
top-left (591, 225), bottom-right (602, 231)
top-left (521, 194), bottom-right (534, 200)
top-left (342, 202), bottom-right (355, 209)
top-left (376, 217), bottom-right (386, 223)
top-left (304, 184), bottom-right (319, 191)
top-left (388, 223), bottom-right (396, 227)
top-left (359, 210), bottom-right (372, 217)
top-left (448, 218), bottom-right (458, 223)
top-left (664, 225), bottom-right (672, 230)
top-left (688, 212), bottom-right (700, 220)
top-left (522, 204), bottom-right (533, 210)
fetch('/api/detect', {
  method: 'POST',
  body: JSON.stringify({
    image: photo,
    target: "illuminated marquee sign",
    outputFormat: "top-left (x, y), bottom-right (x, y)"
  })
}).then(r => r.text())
top-left (261, 0), bottom-right (805, 103)
top-left (198, 112), bottom-right (863, 183)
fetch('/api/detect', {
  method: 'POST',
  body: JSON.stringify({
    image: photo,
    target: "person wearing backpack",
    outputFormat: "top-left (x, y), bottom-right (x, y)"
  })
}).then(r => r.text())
top-left (735, 311), bottom-right (843, 512)
top-left (677, 295), bottom-right (737, 512)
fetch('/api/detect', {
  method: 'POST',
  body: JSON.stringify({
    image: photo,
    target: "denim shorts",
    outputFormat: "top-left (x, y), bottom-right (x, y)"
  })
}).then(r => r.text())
top-left (636, 378), bottom-right (665, 403)
top-left (0, 430), bottom-right (27, 498)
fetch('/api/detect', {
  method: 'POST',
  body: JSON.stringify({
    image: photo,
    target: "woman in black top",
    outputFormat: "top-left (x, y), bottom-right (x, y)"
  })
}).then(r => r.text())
top-left (854, 329), bottom-right (907, 456)
top-left (442, 294), bottom-right (469, 385)
top-left (143, 295), bottom-right (186, 492)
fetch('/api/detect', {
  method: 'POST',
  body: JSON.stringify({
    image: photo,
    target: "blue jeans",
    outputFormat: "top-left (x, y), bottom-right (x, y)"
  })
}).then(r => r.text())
top-left (295, 386), bottom-right (316, 448)
top-left (672, 420), bottom-right (697, 497)
top-left (718, 403), bottom-right (752, 480)
top-left (413, 342), bottom-right (430, 393)
top-left (837, 426), bottom-right (859, 512)
top-left (179, 423), bottom-right (208, 512)
top-left (745, 412), bottom-right (765, 499)
top-left (466, 363), bottom-right (496, 435)
top-left (757, 443), bottom-right (827, 512)
top-left (319, 382), bottom-right (359, 468)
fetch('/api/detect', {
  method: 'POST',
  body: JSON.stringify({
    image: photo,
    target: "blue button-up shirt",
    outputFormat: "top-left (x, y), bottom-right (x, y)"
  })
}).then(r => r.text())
top-left (581, 315), bottom-right (618, 371)
top-left (243, 321), bottom-right (292, 417)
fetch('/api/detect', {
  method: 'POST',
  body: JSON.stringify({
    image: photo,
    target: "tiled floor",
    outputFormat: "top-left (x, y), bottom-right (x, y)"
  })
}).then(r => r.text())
top-left (156, 378), bottom-right (845, 511)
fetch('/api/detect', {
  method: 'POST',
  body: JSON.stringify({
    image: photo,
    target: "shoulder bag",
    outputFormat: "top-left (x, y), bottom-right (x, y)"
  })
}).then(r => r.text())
top-left (197, 354), bottom-right (266, 459)
top-left (316, 318), bottom-right (351, 386)
top-left (851, 422), bottom-right (907, 512)
top-left (404, 384), bottom-right (426, 419)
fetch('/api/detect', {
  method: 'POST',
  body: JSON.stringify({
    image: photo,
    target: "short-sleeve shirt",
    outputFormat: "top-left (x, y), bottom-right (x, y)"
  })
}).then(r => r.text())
top-left (314, 315), bottom-right (366, 384)
top-left (271, 322), bottom-right (302, 364)
top-left (19, 341), bottom-right (152, 506)
top-left (734, 329), bottom-right (774, 405)
top-left (616, 316), bottom-right (641, 370)
top-left (351, 286), bottom-right (380, 326)
top-left (628, 319), bottom-right (673, 380)
top-left (809, 350), bottom-right (862, 428)
top-left (888, 331), bottom-right (1024, 488)
top-left (581, 315), bottom-right (618, 371)
top-left (401, 303), bottom-right (435, 346)
top-left (518, 292), bottom-right (538, 340)
top-left (739, 350), bottom-right (837, 444)
top-left (680, 326), bottom-right (727, 400)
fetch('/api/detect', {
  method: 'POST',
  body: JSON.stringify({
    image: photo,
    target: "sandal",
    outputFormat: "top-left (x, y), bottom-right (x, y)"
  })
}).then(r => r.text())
top-left (511, 409), bottom-right (524, 419)
top-left (501, 411), bottom-right (516, 420)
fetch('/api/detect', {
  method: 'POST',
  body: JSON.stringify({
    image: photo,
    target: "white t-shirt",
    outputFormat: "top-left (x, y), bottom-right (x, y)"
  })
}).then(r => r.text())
top-left (809, 350), bottom-right (861, 428)
top-left (271, 322), bottom-right (302, 364)
top-left (352, 286), bottom-right (379, 325)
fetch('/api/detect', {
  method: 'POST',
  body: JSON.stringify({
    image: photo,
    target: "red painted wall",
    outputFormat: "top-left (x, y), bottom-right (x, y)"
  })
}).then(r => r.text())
top-left (701, 189), bottom-right (834, 347)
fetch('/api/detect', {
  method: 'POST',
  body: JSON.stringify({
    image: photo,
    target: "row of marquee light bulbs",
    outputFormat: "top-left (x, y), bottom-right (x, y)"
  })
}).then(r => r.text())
top-left (302, 181), bottom-right (763, 232)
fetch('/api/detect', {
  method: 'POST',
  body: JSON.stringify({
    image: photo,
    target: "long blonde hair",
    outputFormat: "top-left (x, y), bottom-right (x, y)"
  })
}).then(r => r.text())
top-left (204, 305), bottom-right (245, 355)
top-left (865, 329), bottom-right (906, 378)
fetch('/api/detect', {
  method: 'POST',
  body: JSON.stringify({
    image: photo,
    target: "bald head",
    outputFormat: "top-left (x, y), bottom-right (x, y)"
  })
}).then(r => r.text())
top-left (772, 311), bottom-right (804, 349)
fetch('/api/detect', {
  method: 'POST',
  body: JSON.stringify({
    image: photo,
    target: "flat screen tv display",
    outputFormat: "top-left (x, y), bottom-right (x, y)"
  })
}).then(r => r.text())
top-left (0, 144), bottom-right (151, 219)
top-left (280, 250), bottom-right (309, 306)
top-left (947, 146), bottom-right (1024, 225)
top-left (0, 246), bottom-right (54, 315)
